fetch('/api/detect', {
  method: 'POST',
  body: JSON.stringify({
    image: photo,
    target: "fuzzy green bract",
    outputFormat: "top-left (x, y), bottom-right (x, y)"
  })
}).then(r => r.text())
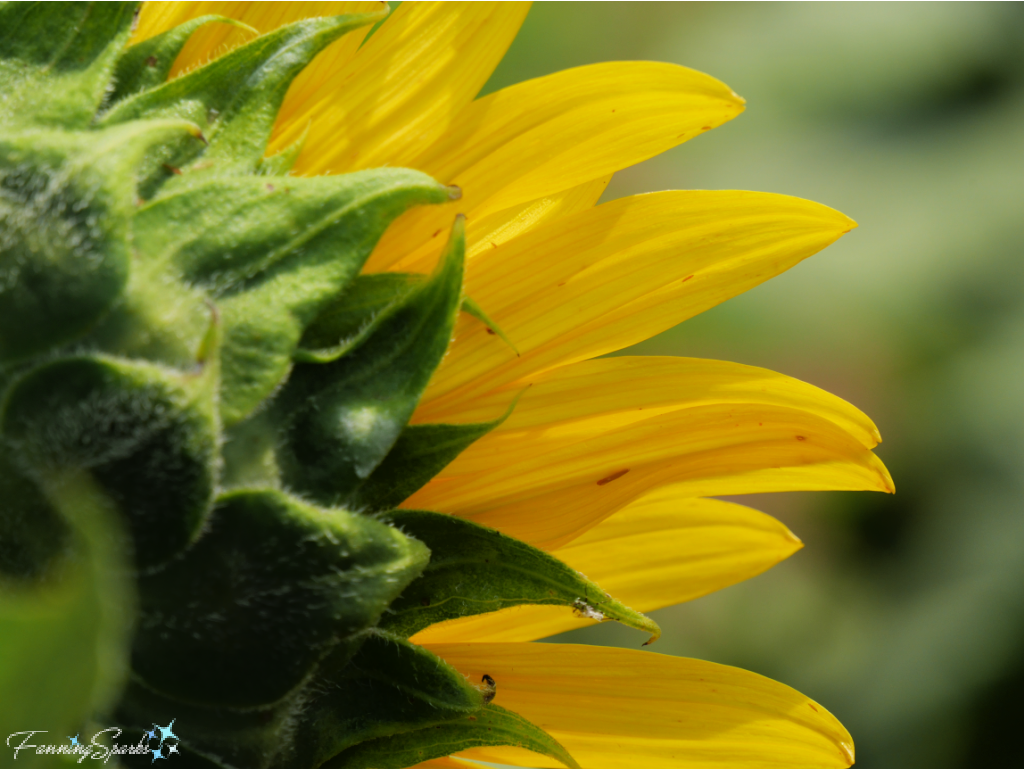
top-left (0, 4), bottom-right (659, 768)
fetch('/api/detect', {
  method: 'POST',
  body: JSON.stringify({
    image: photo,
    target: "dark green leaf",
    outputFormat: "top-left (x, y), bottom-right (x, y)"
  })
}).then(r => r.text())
top-left (109, 15), bottom-right (256, 102)
top-left (132, 488), bottom-right (429, 708)
top-left (100, 12), bottom-right (387, 190)
top-left (134, 169), bottom-right (453, 424)
top-left (0, 353), bottom-right (218, 568)
top-left (379, 510), bottom-right (661, 643)
top-left (0, 120), bottom-right (198, 364)
top-left (273, 218), bottom-right (466, 505)
top-left (348, 393), bottom-right (519, 512)
top-left (327, 704), bottom-right (580, 769)
top-left (0, 474), bottom-right (133, 755)
top-left (0, 1), bottom-right (137, 128)
top-left (290, 631), bottom-right (484, 768)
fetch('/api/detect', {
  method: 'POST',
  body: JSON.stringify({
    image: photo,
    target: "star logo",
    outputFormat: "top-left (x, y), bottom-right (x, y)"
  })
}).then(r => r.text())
top-left (168, 744), bottom-right (180, 755)
top-left (68, 734), bottom-right (80, 747)
top-left (151, 746), bottom-right (165, 763)
top-left (145, 728), bottom-right (157, 741)
top-left (156, 720), bottom-right (179, 746)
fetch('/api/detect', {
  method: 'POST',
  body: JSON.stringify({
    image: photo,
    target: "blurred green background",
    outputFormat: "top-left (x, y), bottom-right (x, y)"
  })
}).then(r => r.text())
top-left (484, 4), bottom-right (1024, 769)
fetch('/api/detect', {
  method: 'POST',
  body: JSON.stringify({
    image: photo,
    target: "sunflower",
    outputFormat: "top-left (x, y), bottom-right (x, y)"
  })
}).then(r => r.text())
top-left (0, 2), bottom-right (889, 768)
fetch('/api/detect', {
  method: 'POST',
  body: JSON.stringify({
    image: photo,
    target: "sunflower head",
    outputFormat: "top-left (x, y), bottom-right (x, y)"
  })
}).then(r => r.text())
top-left (1, 3), bottom-right (887, 769)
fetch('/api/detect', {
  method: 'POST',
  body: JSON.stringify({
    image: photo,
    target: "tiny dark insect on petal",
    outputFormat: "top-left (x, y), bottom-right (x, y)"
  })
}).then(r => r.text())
top-left (145, 55), bottom-right (158, 67)
top-left (481, 673), bottom-right (496, 704)
top-left (161, 164), bottom-right (182, 175)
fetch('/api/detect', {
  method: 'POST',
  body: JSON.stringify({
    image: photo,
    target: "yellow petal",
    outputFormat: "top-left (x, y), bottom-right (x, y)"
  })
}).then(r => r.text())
top-left (405, 357), bottom-right (891, 550)
top-left (272, 2), bottom-right (531, 175)
top-left (413, 494), bottom-right (801, 644)
top-left (366, 62), bottom-right (744, 273)
top-left (410, 760), bottom-right (478, 769)
top-left (417, 355), bottom-right (880, 447)
top-left (417, 190), bottom-right (856, 413)
top-left (366, 174), bottom-right (612, 273)
top-left (423, 643), bottom-right (855, 769)
top-left (134, 2), bottom-right (380, 80)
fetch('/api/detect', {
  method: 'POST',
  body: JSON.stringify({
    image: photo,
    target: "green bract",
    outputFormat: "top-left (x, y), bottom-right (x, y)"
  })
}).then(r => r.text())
top-left (0, 4), bottom-right (658, 768)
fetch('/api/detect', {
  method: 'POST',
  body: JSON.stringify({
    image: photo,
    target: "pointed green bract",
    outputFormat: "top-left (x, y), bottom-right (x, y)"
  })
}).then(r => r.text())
top-left (379, 510), bottom-right (661, 642)
top-left (0, 1), bottom-right (137, 128)
top-left (290, 631), bottom-right (485, 768)
top-left (297, 273), bottom-right (422, 363)
top-left (100, 12), bottom-right (387, 191)
top-left (327, 704), bottom-right (581, 769)
top-left (0, 120), bottom-right (198, 363)
top-left (132, 489), bottom-right (428, 708)
top-left (259, 124), bottom-right (309, 176)
top-left (348, 394), bottom-right (519, 512)
top-left (0, 354), bottom-right (218, 568)
top-left (134, 169), bottom-right (453, 423)
top-left (110, 15), bottom-right (257, 102)
top-left (299, 272), bottom-right (515, 363)
top-left (273, 220), bottom-right (466, 504)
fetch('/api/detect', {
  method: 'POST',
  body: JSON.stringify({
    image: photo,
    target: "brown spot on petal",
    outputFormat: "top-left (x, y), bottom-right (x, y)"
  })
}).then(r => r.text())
top-left (432, 229), bottom-right (442, 238)
top-left (682, 274), bottom-right (694, 282)
top-left (486, 328), bottom-right (496, 335)
top-left (796, 435), bottom-right (807, 441)
top-left (597, 469), bottom-right (629, 486)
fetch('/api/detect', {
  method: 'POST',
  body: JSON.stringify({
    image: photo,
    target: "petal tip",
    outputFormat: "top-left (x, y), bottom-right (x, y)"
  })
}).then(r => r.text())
top-left (878, 462), bottom-right (895, 494)
top-left (839, 739), bottom-right (855, 766)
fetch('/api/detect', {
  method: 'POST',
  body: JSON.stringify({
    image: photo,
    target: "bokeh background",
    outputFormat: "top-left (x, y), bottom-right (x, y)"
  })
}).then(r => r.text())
top-left (483, 4), bottom-right (1024, 769)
